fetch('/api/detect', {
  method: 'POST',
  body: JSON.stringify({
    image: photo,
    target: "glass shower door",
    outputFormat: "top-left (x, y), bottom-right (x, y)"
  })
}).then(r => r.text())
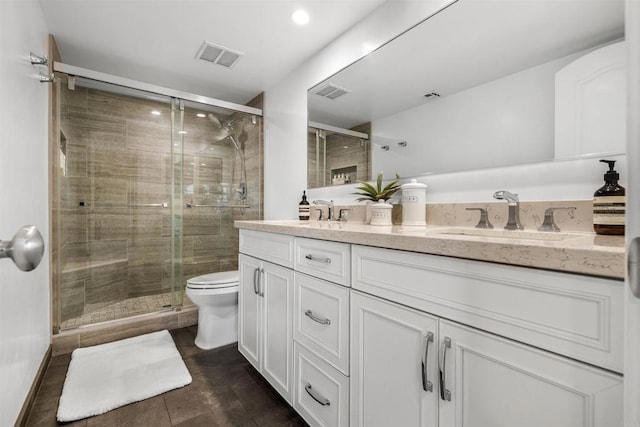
top-left (53, 74), bottom-right (184, 329)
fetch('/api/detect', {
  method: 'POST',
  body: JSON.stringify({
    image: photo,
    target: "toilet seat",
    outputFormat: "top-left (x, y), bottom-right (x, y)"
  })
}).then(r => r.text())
top-left (186, 271), bottom-right (239, 293)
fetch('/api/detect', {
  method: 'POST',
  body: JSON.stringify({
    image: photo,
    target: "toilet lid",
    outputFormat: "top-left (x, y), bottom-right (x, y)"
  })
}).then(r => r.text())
top-left (186, 271), bottom-right (239, 288)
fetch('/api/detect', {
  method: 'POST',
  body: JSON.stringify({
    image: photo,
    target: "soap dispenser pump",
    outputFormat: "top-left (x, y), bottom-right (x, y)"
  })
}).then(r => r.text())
top-left (593, 159), bottom-right (625, 235)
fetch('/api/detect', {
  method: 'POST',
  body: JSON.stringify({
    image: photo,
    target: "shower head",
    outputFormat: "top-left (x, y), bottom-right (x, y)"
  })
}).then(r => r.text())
top-left (207, 113), bottom-right (223, 128)
top-left (208, 113), bottom-right (241, 150)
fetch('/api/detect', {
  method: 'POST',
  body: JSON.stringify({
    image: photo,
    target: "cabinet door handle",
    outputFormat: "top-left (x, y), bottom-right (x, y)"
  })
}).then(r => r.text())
top-left (304, 309), bottom-right (331, 325)
top-left (305, 383), bottom-right (330, 406)
top-left (253, 267), bottom-right (260, 295)
top-left (305, 254), bottom-right (332, 264)
top-left (258, 268), bottom-right (264, 297)
top-left (439, 337), bottom-right (452, 401)
top-left (422, 332), bottom-right (434, 392)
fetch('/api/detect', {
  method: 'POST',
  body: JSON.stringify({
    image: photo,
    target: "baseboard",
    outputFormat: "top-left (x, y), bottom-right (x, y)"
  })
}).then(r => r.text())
top-left (15, 344), bottom-right (52, 427)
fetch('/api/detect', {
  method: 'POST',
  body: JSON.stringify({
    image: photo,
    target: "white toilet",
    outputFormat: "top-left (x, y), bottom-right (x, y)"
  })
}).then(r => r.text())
top-left (185, 270), bottom-right (239, 350)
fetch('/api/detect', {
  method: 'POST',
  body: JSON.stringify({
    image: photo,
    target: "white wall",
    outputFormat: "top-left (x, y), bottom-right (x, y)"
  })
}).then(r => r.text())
top-left (0, 1), bottom-right (51, 425)
top-left (263, 0), bottom-right (456, 219)
top-left (264, 1), bottom-right (628, 213)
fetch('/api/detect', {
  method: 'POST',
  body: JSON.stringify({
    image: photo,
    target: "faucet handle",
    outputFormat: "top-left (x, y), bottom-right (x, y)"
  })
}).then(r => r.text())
top-left (537, 207), bottom-right (576, 232)
top-left (466, 208), bottom-right (493, 229)
top-left (337, 208), bottom-right (350, 222)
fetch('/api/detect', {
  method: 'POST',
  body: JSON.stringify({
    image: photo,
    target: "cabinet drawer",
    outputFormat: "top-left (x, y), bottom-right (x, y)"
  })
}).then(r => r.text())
top-left (294, 343), bottom-right (349, 427)
top-left (352, 244), bottom-right (624, 373)
top-left (295, 237), bottom-right (350, 286)
top-left (239, 229), bottom-right (294, 268)
top-left (294, 273), bottom-right (350, 375)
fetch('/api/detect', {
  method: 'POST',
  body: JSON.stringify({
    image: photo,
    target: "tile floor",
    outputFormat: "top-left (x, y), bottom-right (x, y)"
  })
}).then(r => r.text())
top-left (26, 326), bottom-right (308, 426)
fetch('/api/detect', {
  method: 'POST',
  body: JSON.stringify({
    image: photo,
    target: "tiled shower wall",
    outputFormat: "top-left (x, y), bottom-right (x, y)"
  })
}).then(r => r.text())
top-left (54, 76), bottom-right (262, 328)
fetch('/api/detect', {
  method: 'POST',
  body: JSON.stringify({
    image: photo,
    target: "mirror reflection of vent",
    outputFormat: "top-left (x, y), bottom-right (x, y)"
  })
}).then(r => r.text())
top-left (313, 84), bottom-right (351, 100)
top-left (196, 41), bottom-right (243, 68)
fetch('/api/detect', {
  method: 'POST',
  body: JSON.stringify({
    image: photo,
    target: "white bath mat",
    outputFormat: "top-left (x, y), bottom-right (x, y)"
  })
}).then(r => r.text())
top-left (57, 329), bottom-right (192, 422)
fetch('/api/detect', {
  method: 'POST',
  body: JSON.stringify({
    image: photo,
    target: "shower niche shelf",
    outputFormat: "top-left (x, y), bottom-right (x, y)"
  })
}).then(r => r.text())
top-left (62, 258), bottom-right (128, 274)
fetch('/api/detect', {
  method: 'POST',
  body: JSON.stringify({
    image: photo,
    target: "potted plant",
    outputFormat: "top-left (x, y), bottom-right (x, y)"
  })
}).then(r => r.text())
top-left (353, 172), bottom-right (401, 225)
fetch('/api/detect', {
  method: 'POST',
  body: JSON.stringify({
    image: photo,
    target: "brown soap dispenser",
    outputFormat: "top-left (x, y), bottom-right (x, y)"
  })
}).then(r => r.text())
top-left (593, 159), bottom-right (625, 235)
top-left (298, 191), bottom-right (310, 221)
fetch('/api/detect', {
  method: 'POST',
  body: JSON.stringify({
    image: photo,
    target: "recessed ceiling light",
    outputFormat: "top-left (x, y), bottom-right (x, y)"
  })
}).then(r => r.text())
top-left (178, 130), bottom-right (188, 134)
top-left (292, 9), bottom-right (310, 25)
top-left (151, 110), bottom-right (161, 116)
top-left (196, 113), bottom-right (206, 118)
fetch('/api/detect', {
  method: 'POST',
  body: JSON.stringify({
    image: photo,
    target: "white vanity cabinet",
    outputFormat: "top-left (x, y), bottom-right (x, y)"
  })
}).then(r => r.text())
top-left (236, 227), bottom-right (624, 427)
top-left (351, 290), bottom-right (623, 427)
top-left (351, 244), bottom-right (624, 427)
top-left (238, 230), bottom-right (295, 403)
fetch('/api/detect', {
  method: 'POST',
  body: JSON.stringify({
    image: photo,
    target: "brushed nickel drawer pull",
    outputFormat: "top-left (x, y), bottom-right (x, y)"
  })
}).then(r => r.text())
top-left (305, 309), bottom-right (331, 325)
top-left (422, 332), bottom-right (434, 392)
top-left (439, 337), bottom-right (452, 401)
top-left (305, 383), bottom-right (330, 406)
top-left (305, 254), bottom-right (332, 264)
top-left (253, 267), bottom-right (260, 295)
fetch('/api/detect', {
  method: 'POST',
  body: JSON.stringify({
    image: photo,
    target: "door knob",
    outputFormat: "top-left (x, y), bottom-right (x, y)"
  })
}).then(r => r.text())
top-left (0, 225), bottom-right (45, 271)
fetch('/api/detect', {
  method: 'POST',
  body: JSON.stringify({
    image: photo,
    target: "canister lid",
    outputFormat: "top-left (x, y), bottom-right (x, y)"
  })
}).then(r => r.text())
top-left (401, 179), bottom-right (427, 190)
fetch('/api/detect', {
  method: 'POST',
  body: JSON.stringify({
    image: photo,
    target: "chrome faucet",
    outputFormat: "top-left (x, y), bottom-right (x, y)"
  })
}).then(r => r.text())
top-left (313, 200), bottom-right (334, 221)
top-left (492, 191), bottom-right (523, 230)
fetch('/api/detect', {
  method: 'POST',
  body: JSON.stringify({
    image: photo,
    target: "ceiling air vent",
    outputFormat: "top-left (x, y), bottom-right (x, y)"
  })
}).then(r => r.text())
top-left (313, 83), bottom-right (351, 100)
top-left (196, 41), bottom-right (243, 68)
top-left (424, 92), bottom-right (441, 99)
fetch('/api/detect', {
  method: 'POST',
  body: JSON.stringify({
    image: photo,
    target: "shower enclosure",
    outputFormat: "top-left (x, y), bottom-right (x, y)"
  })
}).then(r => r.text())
top-left (50, 70), bottom-right (262, 332)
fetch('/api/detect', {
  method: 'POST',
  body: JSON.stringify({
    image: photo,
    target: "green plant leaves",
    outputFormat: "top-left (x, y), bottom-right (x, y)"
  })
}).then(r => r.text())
top-left (353, 172), bottom-right (401, 202)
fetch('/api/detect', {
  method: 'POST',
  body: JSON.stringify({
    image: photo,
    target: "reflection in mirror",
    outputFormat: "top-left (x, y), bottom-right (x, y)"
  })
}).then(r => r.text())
top-left (307, 122), bottom-right (371, 188)
top-left (307, 0), bottom-right (625, 187)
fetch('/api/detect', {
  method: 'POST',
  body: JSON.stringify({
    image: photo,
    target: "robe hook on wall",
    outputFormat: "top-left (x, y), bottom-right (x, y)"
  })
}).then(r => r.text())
top-left (29, 52), bottom-right (48, 66)
top-left (39, 73), bottom-right (55, 83)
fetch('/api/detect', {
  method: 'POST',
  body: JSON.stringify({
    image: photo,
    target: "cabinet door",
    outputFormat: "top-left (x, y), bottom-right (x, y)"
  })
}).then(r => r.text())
top-left (238, 254), bottom-right (261, 370)
top-left (262, 261), bottom-right (295, 402)
top-left (438, 320), bottom-right (623, 427)
top-left (351, 291), bottom-right (439, 427)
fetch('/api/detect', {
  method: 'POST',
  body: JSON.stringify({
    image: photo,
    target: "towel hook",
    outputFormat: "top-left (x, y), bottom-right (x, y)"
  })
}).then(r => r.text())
top-left (30, 52), bottom-right (48, 66)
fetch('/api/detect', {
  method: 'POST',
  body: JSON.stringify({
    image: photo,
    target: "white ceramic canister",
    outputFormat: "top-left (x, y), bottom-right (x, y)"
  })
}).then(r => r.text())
top-left (401, 179), bottom-right (427, 226)
top-left (369, 200), bottom-right (393, 226)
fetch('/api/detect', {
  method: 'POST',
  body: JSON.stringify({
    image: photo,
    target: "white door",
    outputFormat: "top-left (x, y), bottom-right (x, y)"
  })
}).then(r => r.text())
top-left (350, 291), bottom-right (439, 427)
top-left (0, 2), bottom-right (51, 425)
top-left (438, 320), bottom-right (623, 427)
top-left (261, 261), bottom-right (294, 403)
top-left (625, 1), bottom-right (640, 425)
top-left (238, 254), bottom-right (261, 370)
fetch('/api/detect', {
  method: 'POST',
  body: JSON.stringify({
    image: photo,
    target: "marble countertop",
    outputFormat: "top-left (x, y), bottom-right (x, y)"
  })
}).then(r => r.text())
top-left (235, 220), bottom-right (626, 279)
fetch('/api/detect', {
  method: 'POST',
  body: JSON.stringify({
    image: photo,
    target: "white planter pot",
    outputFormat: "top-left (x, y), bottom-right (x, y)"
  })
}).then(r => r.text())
top-left (369, 201), bottom-right (393, 226)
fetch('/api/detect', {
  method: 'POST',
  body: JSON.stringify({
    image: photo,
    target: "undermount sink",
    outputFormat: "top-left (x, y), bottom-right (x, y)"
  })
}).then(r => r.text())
top-left (427, 227), bottom-right (587, 242)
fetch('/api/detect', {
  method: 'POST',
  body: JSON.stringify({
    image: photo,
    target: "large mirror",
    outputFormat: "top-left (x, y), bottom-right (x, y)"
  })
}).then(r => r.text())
top-left (307, 0), bottom-right (625, 188)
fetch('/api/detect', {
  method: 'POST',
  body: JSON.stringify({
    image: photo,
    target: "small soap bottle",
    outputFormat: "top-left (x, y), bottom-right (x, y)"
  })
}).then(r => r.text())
top-left (298, 190), bottom-right (310, 221)
top-left (593, 159), bottom-right (625, 235)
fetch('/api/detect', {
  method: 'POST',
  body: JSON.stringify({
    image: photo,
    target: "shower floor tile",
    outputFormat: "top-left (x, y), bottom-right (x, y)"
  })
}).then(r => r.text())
top-left (60, 293), bottom-right (194, 330)
top-left (26, 326), bottom-right (308, 426)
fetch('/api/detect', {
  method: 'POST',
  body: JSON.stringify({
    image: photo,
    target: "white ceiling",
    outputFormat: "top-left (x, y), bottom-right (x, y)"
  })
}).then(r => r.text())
top-left (39, 0), bottom-right (388, 105)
